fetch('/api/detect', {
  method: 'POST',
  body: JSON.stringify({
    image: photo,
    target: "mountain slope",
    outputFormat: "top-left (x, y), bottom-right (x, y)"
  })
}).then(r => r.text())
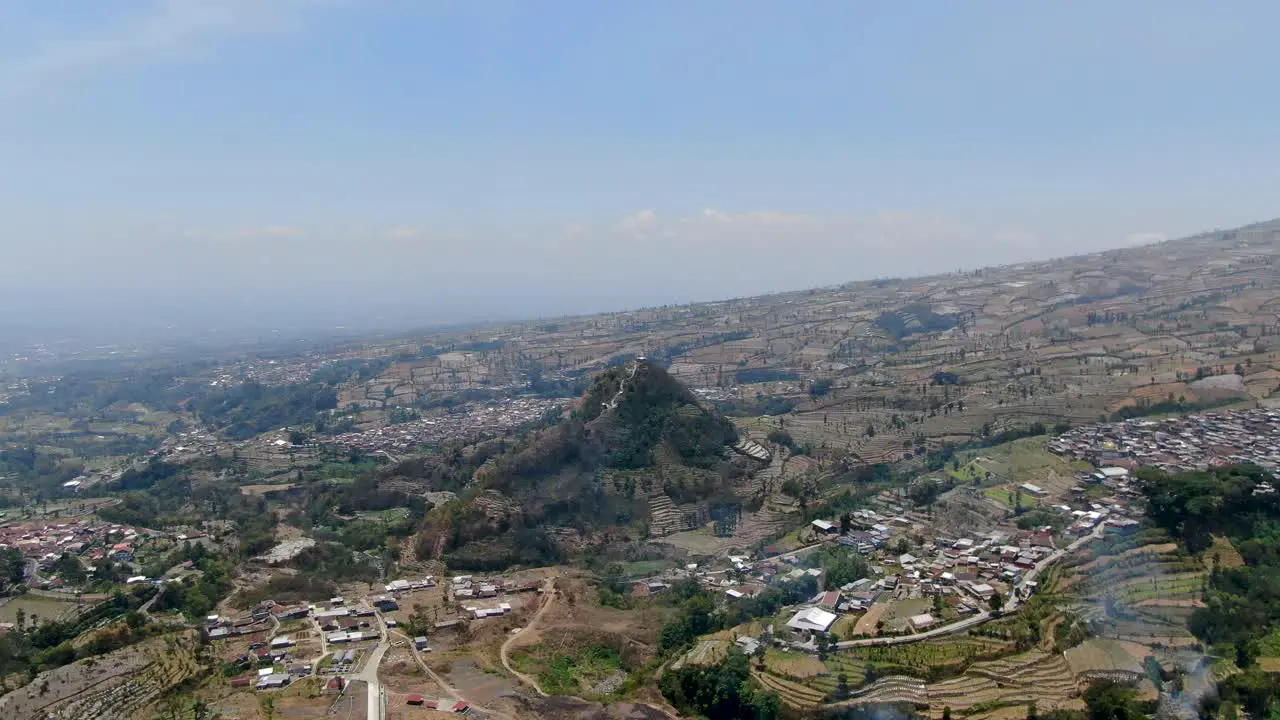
top-left (416, 360), bottom-right (750, 569)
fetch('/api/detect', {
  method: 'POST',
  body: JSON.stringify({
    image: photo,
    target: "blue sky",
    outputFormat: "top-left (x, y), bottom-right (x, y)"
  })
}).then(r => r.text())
top-left (1, 1), bottom-right (1278, 331)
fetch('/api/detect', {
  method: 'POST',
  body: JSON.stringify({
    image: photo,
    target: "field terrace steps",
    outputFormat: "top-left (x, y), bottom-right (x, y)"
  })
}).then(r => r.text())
top-left (843, 675), bottom-right (930, 707)
top-left (733, 438), bottom-right (772, 461)
top-left (748, 447), bottom-right (790, 495)
top-left (472, 489), bottom-right (522, 519)
top-left (752, 671), bottom-right (825, 709)
top-left (647, 493), bottom-right (687, 537)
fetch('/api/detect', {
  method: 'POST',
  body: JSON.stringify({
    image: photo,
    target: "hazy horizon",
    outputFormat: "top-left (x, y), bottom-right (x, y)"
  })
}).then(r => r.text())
top-left (3, 2), bottom-right (1280, 335)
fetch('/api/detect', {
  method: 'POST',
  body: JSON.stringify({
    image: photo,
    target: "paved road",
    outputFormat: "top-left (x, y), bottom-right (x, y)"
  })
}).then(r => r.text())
top-left (353, 614), bottom-right (391, 720)
top-left (499, 578), bottom-right (557, 697)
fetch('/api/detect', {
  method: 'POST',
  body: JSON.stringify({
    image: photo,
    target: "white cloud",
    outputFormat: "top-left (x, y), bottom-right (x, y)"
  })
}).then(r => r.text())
top-left (181, 224), bottom-right (303, 241)
top-left (613, 209), bottom-right (659, 235)
top-left (386, 226), bottom-right (421, 240)
top-left (691, 208), bottom-right (823, 231)
top-left (240, 224), bottom-right (303, 239)
top-left (0, 0), bottom-right (344, 96)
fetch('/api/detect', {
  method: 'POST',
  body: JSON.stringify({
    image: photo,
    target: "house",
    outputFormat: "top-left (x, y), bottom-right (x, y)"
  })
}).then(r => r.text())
top-left (736, 636), bottom-right (761, 655)
top-left (1019, 483), bottom-right (1048, 497)
top-left (785, 607), bottom-right (838, 635)
top-left (414, 636), bottom-right (430, 651)
top-left (273, 605), bottom-right (309, 621)
top-left (256, 673), bottom-right (291, 690)
top-left (969, 583), bottom-right (996, 598)
top-left (1107, 518), bottom-right (1140, 534)
top-left (314, 607), bottom-right (350, 622)
top-left (406, 693), bottom-right (425, 705)
top-left (231, 676), bottom-right (254, 688)
top-left (111, 543), bottom-right (134, 562)
top-left (811, 519), bottom-right (838, 534)
top-left (372, 596), bottom-right (399, 611)
top-left (323, 677), bottom-right (346, 694)
top-left (269, 636), bottom-right (295, 649)
top-left (818, 591), bottom-right (841, 611)
top-left (909, 613), bottom-right (937, 631)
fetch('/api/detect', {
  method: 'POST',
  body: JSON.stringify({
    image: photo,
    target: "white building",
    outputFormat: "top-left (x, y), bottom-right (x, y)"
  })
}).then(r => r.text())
top-left (909, 613), bottom-right (936, 631)
top-left (785, 607), bottom-right (838, 634)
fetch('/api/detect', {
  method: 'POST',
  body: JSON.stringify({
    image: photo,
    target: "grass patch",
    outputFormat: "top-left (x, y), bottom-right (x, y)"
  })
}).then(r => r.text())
top-left (531, 646), bottom-right (622, 695)
top-left (621, 560), bottom-right (669, 577)
top-left (1255, 627), bottom-right (1280, 657)
top-left (508, 628), bottom-right (645, 697)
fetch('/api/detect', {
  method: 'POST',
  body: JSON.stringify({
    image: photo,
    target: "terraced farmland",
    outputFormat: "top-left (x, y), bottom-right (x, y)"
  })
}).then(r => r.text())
top-left (759, 640), bottom-right (1081, 715)
top-left (752, 669), bottom-right (825, 709)
top-left (0, 633), bottom-right (208, 720)
top-left (889, 651), bottom-right (1077, 717)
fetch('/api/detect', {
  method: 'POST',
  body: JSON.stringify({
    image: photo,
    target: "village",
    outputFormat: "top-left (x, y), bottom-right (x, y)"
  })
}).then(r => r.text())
top-left (197, 567), bottom-right (552, 715)
top-left (653, 445), bottom-right (1152, 667)
top-left (324, 397), bottom-right (566, 456)
top-left (0, 517), bottom-right (209, 597)
top-left (1050, 409), bottom-right (1280, 475)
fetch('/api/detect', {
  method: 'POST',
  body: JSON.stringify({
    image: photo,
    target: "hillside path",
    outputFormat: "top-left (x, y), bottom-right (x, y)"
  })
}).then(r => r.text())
top-left (499, 577), bottom-right (557, 697)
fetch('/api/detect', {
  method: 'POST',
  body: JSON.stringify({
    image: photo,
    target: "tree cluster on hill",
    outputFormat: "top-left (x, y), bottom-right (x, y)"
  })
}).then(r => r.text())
top-left (1139, 464), bottom-right (1280, 714)
top-left (714, 395), bottom-right (798, 418)
top-left (0, 587), bottom-right (156, 681)
top-left (873, 304), bottom-right (958, 340)
top-left (414, 364), bottom-right (743, 570)
top-left (151, 551), bottom-right (234, 619)
top-left (660, 649), bottom-right (781, 720)
top-left (193, 381), bottom-right (338, 439)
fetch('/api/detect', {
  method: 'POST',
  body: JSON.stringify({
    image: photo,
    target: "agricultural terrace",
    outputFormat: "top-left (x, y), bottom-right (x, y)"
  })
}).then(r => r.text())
top-left (1059, 528), bottom-right (1206, 650)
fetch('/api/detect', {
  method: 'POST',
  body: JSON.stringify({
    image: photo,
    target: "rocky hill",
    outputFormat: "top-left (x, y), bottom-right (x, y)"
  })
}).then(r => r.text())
top-left (415, 360), bottom-right (755, 569)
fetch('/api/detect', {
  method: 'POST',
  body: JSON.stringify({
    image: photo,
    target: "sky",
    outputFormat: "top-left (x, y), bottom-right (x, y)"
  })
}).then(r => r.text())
top-left (1, 0), bottom-right (1279, 334)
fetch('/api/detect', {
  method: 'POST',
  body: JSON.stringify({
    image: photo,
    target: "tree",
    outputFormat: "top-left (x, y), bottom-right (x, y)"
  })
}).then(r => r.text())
top-left (815, 632), bottom-right (830, 660)
top-left (1083, 680), bottom-right (1143, 720)
top-left (942, 707), bottom-right (952, 720)
top-left (989, 593), bottom-right (1004, 616)
top-left (836, 673), bottom-right (850, 700)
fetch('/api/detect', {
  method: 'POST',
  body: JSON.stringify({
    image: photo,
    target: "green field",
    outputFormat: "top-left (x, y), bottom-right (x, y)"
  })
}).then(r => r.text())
top-left (0, 594), bottom-right (84, 624)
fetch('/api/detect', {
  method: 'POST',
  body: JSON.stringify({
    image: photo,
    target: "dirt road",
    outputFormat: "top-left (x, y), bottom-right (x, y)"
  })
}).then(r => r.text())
top-left (499, 578), bottom-right (557, 697)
